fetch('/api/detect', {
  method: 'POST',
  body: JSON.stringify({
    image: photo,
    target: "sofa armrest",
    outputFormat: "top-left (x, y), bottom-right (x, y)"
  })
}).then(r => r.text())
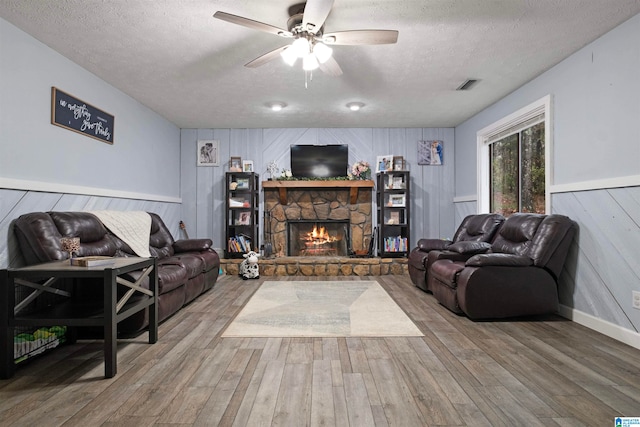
top-left (466, 253), bottom-right (533, 267)
top-left (173, 238), bottom-right (212, 253)
top-left (417, 238), bottom-right (452, 252)
top-left (447, 241), bottom-right (491, 255)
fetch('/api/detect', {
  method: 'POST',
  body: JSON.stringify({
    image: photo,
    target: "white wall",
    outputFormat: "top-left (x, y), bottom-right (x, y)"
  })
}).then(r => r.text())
top-left (0, 17), bottom-right (181, 199)
top-left (454, 13), bottom-right (640, 348)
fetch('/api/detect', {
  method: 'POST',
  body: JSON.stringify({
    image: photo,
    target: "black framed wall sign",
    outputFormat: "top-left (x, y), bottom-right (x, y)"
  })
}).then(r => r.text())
top-left (51, 87), bottom-right (114, 144)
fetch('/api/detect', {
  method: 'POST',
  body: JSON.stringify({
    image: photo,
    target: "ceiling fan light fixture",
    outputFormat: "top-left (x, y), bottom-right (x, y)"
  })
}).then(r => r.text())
top-left (280, 46), bottom-right (298, 66)
top-left (303, 53), bottom-right (319, 71)
top-left (292, 37), bottom-right (310, 58)
top-left (313, 42), bottom-right (333, 64)
top-left (346, 102), bottom-right (365, 111)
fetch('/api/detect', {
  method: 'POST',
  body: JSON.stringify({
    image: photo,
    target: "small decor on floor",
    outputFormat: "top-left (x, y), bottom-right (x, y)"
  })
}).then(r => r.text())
top-left (239, 250), bottom-right (261, 279)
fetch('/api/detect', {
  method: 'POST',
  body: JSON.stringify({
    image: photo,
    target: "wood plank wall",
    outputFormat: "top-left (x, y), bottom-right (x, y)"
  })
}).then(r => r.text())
top-left (180, 128), bottom-right (456, 252)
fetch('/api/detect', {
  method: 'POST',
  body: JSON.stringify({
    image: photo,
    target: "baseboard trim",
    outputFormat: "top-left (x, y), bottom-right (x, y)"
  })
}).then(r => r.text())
top-left (558, 304), bottom-right (640, 350)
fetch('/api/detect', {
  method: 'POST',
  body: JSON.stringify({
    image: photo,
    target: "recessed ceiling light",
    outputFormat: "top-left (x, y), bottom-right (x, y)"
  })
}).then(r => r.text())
top-left (346, 102), bottom-right (365, 111)
top-left (267, 102), bottom-right (287, 111)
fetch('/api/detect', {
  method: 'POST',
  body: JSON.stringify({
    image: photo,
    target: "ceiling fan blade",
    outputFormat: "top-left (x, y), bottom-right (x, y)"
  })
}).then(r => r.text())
top-left (245, 45), bottom-right (289, 68)
top-left (319, 56), bottom-right (343, 76)
top-left (323, 30), bottom-right (399, 45)
top-left (302, 0), bottom-right (335, 34)
top-left (214, 11), bottom-right (292, 38)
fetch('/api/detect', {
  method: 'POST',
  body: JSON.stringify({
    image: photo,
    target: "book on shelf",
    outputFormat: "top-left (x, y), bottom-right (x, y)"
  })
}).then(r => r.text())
top-left (70, 256), bottom-right (116, 267)
top-left (383, 236), bottom-right (408, 252)
top-left (228, 235), bottom-right (252, 252)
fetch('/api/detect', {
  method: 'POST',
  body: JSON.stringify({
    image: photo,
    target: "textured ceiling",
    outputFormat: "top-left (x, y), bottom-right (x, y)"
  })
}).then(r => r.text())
top-left (1, 1), bottom-right (639, 129)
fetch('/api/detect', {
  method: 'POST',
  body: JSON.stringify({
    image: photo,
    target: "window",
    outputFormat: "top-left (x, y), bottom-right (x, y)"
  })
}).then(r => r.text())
top-left (490, 121), bottom-right (545, 215)
top-left (477, 96), bottom-right (551, 216)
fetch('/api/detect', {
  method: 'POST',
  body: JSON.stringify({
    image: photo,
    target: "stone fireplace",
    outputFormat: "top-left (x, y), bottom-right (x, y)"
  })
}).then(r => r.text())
top-left (263, 181), bottom-right (373, 258)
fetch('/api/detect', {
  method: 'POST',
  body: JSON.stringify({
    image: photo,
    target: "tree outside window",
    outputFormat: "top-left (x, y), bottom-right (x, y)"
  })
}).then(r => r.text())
top-left (489, 122), bottom-right (545, 216)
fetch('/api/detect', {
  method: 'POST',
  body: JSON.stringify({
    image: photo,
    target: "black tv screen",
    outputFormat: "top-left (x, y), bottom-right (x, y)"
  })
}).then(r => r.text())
top-left (290, 145), bottom-right (348, 178)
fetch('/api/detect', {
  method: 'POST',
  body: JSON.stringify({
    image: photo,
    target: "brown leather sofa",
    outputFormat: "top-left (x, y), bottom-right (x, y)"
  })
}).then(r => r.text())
top-left (12, 211), bottom-right (220, 333)
top-left (408, 213), bottom-right (504, 292)
top-left (428, 213), bottom-right (576, 319)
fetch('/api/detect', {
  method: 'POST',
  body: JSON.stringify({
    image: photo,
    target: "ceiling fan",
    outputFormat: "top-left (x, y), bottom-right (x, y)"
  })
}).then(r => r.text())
top-left (213, 0), bottom-right (399, 77)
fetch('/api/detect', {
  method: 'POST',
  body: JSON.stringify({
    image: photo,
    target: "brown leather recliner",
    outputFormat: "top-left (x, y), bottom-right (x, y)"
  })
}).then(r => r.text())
top-left (428, 213), bottom-right (577, 319)
top-left (408, 213), bottom-right (504, 292)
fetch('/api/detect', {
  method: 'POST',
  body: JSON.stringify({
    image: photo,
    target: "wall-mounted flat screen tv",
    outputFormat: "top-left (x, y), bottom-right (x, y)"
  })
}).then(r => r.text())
top-left (290, 144), bottom-right (348, 178)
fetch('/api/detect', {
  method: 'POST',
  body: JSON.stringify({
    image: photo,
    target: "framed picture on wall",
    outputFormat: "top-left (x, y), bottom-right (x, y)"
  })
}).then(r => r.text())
top-left (197, 140), bottom-right (219, 166)
top-left (418, 140), bottom-right (443, 165)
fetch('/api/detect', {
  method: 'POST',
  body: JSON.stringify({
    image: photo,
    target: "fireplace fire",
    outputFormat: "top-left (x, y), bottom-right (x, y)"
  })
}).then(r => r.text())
top-left (288, 220), bottom-right (350, 256)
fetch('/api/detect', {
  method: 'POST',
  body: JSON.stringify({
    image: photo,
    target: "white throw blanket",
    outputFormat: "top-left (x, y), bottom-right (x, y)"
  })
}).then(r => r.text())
top-left (90, 211), bottom-right (152, 258)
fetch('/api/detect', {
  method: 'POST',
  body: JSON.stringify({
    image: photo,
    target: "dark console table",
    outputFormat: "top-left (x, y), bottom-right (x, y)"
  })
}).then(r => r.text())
top-left (0, 257), bottom-right (158, 379)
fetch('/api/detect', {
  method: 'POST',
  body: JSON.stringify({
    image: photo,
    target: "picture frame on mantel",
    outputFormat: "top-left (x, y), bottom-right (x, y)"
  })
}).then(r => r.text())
top-left (197, 140), bottom-right (219, 166)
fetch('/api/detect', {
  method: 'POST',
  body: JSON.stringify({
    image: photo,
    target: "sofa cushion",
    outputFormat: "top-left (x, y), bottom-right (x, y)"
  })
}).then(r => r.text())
top-left (466, 253), bottom-right (533, 267)
top-left (173, 239), bottom-right (212, 253)
top-left (156, 263), bottom-right (188, 294)
top-left (190, 250), bottom-right (220, 272)
top-left (416, 238), bottom-right (451, 251)
top-left (169, 254), bottom-right (205, 279)
top-left (430, 259), bottom-right (466, 288)
top-left (148, 212), bottom-right (175, 259)
top-left (447, 241), bottom-right (491, 255)
top-left (454, 213), bottom-right (505, 242)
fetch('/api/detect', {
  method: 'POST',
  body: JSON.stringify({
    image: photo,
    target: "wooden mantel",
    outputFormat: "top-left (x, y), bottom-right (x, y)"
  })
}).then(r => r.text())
top-left (262, 180), bottom-right (374, 204)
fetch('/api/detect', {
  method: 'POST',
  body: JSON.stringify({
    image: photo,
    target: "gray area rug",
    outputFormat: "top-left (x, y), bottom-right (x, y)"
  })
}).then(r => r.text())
top-left (222, 280), bottom-right (423, 337)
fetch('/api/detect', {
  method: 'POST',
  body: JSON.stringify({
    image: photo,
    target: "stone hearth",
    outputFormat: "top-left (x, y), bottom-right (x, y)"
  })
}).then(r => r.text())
top-left (220, 256), bottom-right (408, 277)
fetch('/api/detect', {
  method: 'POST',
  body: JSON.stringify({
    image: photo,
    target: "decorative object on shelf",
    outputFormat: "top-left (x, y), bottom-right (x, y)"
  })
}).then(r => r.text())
top-left (266, 161), bottom-right (279, 180)
top-left (280, 169), bottom-right (293, 179)
top-left (376, 155), bottom-right (393, 173)
top-left (350, 160), bottom-right (371, 180)
top-left (60, 237), bottom-right (80, 262)
top-left (418, 140), bottom-right (443, 165)
top-left (389, 194), bottom-right (406, 207)
top-left (236, 211), bottom-right (251, 225)
top-left (236, 178), bottom-right (250, 189)
top-left (393, 156), bottom-right (406, 171)
top-left (229, 156), bottom-right (242, 172)
top-left (243, 160), bottom-right (254, 172)
top-left (384, 174), bottom-right (406, 190)
top-left (197, 140), bottom-right (219, 166)
top-left (239, 250), bottom-right (261, 280)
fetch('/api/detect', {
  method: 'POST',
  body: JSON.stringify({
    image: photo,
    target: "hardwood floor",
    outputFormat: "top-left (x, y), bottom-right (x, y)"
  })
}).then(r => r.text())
top-left (1, 275), bottom-right (639, 426)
